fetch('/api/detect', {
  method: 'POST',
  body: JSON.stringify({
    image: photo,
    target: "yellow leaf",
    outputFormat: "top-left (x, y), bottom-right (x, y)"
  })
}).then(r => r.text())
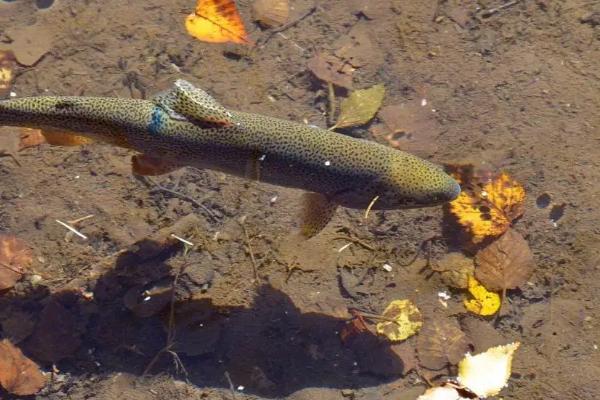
top-left (376, 299), bottom-right (422, 342)
top-left (458, 342), bottom-right (520, 397)
top-left (186, 0), bottom-right (251, 45)
top-left (449, 170), bottom-right (525, 242)
top-left (334, 84), bottom-right (385, 129)
top-left (463, 276), bottom-right (500, 316)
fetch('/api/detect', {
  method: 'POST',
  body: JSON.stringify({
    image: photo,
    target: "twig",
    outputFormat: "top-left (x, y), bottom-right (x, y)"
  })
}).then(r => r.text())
top-left (333, 235), bottom-right (375, 251)
top-left (143, 264), bottom-right (189, 377)
top-left (259, 6), bottom-right (317, 47)
top-left (239, 218), bottom-right (260, 284)
top-left (480, 0), bottom-right (521, 18)
top-left (224, 371), bottom-right (237, 400)
top-left (145, 176), bottom-right (217, 222)
top-left (327, 82), bottom-right (336, 127)
top-left (0, 261), bottom-right (24, 275)
top-left (364, 196), bottom-right (380, 220)
top-left (55, 219), bottom-right (88, 240)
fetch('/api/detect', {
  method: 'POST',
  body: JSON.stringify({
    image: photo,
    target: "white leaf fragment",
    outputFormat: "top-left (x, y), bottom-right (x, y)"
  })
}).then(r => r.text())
top-left (417, 386), bottom-right (468, 400)
top-left (457, 342), bottom-right (520, 398)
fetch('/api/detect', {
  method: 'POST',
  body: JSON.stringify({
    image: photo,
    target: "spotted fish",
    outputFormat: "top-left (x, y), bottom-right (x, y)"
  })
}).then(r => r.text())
top-left (0, 80), bottom-right (460, 236)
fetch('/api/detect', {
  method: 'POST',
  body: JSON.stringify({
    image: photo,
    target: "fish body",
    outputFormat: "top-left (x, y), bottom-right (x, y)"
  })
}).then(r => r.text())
top-left (0, 80), bottom-right (460, 235)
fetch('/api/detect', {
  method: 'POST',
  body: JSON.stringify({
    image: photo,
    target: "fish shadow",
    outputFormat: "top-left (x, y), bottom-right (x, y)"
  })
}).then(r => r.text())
top-left (1, 239), bottom-right (403, 398)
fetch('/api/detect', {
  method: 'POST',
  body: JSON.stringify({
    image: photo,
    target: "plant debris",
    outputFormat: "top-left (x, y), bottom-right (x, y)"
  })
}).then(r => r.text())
top-left (252, 0), bottom-right (289, 28)
top-left (0, 339), bottom-right (46, 396)
top-left (376, 299), bottom-right (422, 342)
top-left (186, 0), bottom-right (251, 45)
top-left (307, 52), bottom-right (354, 89)
top-left (416, 318), bottom-right (471, 370)
top-left (432, 252), bottom-right (475, 289)
top-left (0, 50), bottom-right (16, 98)
top-left (333, 84), bottom-right (385, 129)
top-left (449, 170), bottom-right (526, 243)
top-left (475, 229), bottom-right (535, 292)
top-left (463, 276), bottom-right (501, 316)
top-left (458, 342), bottom-right (520, 398)
top-left (0, 234), bottom-right (33, 291)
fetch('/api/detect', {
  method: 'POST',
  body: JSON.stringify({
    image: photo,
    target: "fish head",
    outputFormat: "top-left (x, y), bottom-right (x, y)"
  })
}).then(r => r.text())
top-left (376, 153), bottom-right (461, 209)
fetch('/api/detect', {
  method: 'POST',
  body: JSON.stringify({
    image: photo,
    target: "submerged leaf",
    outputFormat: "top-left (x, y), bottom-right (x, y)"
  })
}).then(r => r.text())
top-left (186, 0), bottom-right (251, 45)
top-left (458, 342), bottom-right (520, 398)
top-left (376, 299), bottom-right (422, 342)
top-left (475, 229), bottom-right (535, 291)
top-left (307, 52), bottom-right (354, 89)
top-left (463, 276), bottom-right (500, 316)
top-left (416, 318), bottom-right (470, 370)
top-left (0, 339), bottom-right (46, 396)
top-left (335, 84), bottom-right (385, 129)
top-left (449, 171), bottom-right (526, 242)
top-left (0, 50), bottom-right (16, 98)
top-left (0, 235), bottom-right (33, 291)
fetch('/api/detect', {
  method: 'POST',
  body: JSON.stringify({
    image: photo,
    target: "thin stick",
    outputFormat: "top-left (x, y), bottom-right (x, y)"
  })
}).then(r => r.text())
top-left (364, 196), bottom-right (380, 220)
top-left (480, 0), bottom-right (520, 17)
top-left (146, 177), bottom-right (217, 221)
top-left (0, 261), bottom-right (24, 275)
top-left (240, 220), bottom-right (260, 283)
top-left (224, 371), bottom-right (237, 400)
top-left (327, 82), bottom-right (336, 127)
top-left (55, 219), bottom-right (88, 240)
top-left (259, 6), bottom-right (318, 47)
top-left (333, 235), bottom-right (375, 251)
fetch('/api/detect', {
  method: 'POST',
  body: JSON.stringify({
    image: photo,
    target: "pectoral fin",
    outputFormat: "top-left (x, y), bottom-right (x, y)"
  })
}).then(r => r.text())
top-left (153, 79), bottom-right (234, 126)
top-left (131, 154), bottom-right (182, 176)
top-left (300, 192), bottom-right (338, 238)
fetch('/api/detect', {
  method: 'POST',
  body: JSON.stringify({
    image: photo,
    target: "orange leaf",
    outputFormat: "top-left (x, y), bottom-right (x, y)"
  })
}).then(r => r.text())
top-left (0, 235), bottom-right (33, 291)
top-left (0, 339), bottom-right (46, 396)
top-left (19, 128), bottom-right (47, 150)
top-left (449, 169), bottom-right (525, 242)
top-left (186, 0), bottom-right (251, 45)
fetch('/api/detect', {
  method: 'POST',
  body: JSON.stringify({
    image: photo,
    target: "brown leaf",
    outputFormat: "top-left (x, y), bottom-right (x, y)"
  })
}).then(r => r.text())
top-left (390, 341), bottom-right (418, 375)
top-left (26, 299), bottom-right (81, 363)
top-left (0, 50), bottom-right (16, 98)
top-left (0, 235), bottom-right (33, 291)
top-left (307, 52), bottom-right (354, 89)
top-left (417, 318), bottom-right (471, 370)
top-left (0, 127), bottom-right (21, 166)
top-left (475, 229), bottom-right (535, 291)
top-left (0, 339), bottom-right (46, 396)
top-left (371, 99), bottom-right (440, 158)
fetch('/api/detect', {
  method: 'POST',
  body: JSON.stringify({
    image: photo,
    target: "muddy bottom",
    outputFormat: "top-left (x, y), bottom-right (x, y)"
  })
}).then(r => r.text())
top-left (0, 0), bottom-right (599, 399)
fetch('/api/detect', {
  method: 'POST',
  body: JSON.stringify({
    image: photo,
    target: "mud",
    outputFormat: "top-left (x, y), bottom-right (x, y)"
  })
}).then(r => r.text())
top-left (0, 0), bottom-right (599, 399)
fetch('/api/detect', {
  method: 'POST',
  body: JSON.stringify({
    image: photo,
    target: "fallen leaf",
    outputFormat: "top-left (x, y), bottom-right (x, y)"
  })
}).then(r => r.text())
top-left (0, 127), bottom-right (21, 166)
top-left (333, 24), bottom-right (384, 69)
top-left (0, 50), bottom-right (16, 97)
top-left (0, 234), bottom-right (33, 291)
top-left (0, 339), bottom-right (46, 396)
top-left (26, 299), bottom-right (81, 363)
top-left (1, 24), bottom-right (54, 66)
top-left (417, 385), bottom-right (471, 400)
top-left (416, 317), bottom-right (471, 370)
top-left (371, 99), bottom-right (440, 158)
top-left (390, 341), bottom-right (418, 374)
top-left (449, 170), bottom-right (526, 242)
top-left (376, 299), bottom-right (422, 342)
top-left (185, 0), bottom-right (251, 45)
top-left (252, 0), bottom-right (289, 28)
top-left (334, 84), bottom-right (385, 129)
top-left (463, 275), bottom-right (501, 316)
top-left (475, 229), bottom-right (535, 292)
top-left (18, 128), bottom-right (47, 150)
top-left (432, 252), bottom-right (475, 289)
top-left (458, 342), bottom-right (520, 398)
top-left (307, 52), bottom-right (354, 89)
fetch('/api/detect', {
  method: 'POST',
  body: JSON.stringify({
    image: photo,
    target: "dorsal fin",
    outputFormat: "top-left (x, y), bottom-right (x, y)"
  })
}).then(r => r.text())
top-left (153, 80), bottom-right (233, 126)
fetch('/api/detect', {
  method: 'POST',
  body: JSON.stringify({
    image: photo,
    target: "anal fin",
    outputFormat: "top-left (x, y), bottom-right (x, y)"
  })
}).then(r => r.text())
top-left (131, 154), bottom-right (182, 176)
top-left (300, 192), bottom-right (338, 238)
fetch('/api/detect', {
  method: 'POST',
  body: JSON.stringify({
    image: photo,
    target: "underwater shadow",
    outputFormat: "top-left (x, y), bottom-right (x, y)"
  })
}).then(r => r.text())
top-left (1, 238), bottom-right (403, 398)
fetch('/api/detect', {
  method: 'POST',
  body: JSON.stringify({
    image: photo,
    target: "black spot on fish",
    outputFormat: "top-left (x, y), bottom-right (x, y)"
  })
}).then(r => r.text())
top-left (55, 100), bottom-right (76, 110)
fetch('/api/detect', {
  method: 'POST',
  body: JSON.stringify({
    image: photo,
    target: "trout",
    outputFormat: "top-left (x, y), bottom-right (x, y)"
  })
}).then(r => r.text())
top-left (0, 80), bottom-right (460, 236)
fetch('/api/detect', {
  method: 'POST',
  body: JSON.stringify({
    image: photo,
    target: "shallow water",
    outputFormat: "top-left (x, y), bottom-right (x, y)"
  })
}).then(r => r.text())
top-left (0, 0), bottom-right (599, 399)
